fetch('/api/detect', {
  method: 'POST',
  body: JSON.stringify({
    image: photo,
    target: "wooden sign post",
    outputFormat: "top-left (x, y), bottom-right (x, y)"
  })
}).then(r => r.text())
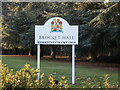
top-left (35, 17), bottom-right (78, 84)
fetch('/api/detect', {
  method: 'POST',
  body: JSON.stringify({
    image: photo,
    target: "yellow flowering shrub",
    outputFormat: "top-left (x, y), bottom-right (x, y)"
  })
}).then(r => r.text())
top-left (2, 64), bottom-right (69, 89)
top-left (2, 63), bottom-right (119, 89)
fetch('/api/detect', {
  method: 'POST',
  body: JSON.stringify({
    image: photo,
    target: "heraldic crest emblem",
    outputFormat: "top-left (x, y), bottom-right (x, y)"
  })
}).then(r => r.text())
top-left (51, 19), bottom-right (63, 33)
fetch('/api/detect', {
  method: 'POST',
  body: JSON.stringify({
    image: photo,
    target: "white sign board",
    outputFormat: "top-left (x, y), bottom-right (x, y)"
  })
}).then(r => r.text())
top-left (35, 17), bottom-right (78, 45)
top-left (35, 17), bottom-right (78, 85)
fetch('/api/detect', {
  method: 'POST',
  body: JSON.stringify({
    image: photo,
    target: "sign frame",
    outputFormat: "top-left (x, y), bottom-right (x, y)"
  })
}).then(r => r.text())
top-left (35, 17), bottom-right (78, 85)
top-left (35, 17), bottom-right (78, 45)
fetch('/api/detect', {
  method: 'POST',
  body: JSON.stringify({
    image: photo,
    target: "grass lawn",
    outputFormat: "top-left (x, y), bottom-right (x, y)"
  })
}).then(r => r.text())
top-left (2, 56), bottom-right (119, 88)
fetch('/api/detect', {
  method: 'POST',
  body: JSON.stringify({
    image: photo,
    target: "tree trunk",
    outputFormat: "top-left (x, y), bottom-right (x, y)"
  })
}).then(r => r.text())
top-left (15, 48), bottom-right (18, 55)
top-left (69, 53), bottom-right (72, 62)
top-left (60, 46), bottom-right (63, 55)
top-left (91, 52), bottom-right (97, 63)
top-left (51, 46), bottom-right (56, 59)
top-left (10, 49), bottom-right (12, 55)
top-left (29, 48), bottom-right (32, 56)
top-left (41, 45), bottom-right (43, 57)
top-left (90, 47), bottom-right (97, 63)
top-left (51, 48), bottom-right (53, 56)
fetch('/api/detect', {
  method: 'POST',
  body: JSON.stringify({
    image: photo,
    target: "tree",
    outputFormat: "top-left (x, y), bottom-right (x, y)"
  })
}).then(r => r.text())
top-left (62, 2), bottom-right (105, 58)
top-left (81, 2), bottom-right (120, 62)
top-left (2, 2), bottom-right (120, 63)
top-left (2, 2), bottom-right (33, 55)
top-left (89, 2), bottom-right (120, 56)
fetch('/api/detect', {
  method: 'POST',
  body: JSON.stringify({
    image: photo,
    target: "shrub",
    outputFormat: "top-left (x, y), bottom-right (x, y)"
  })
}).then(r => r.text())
top-left (2, 64), bottom-right (119, 89)
top-left (2, 64), bottom-right (69, 89)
